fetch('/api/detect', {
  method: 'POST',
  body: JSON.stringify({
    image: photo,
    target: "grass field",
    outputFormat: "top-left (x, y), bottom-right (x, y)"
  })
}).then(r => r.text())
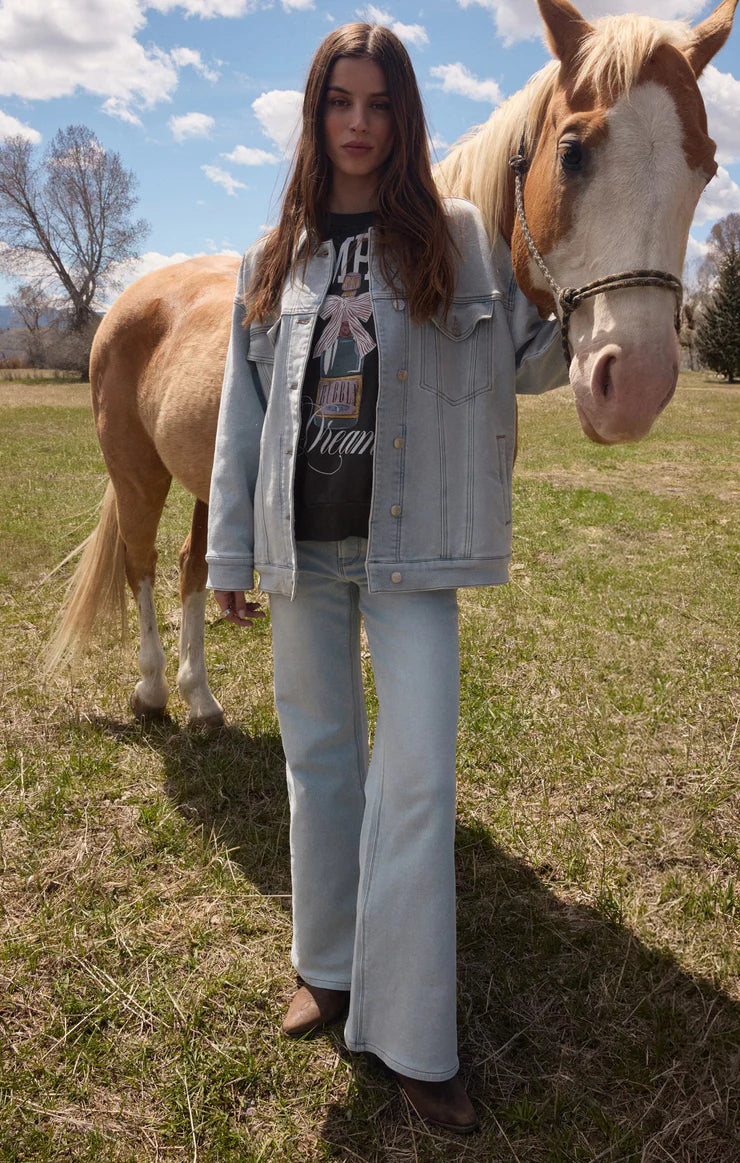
top-left (0, 373), bottom-right (738, 1162)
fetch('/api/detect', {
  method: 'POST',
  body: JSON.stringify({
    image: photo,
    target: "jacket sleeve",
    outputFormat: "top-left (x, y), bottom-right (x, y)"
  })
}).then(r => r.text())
top-left (205, 252), bottom-right (267, 591)
top-left (492, 234), bottom-right (569, 396)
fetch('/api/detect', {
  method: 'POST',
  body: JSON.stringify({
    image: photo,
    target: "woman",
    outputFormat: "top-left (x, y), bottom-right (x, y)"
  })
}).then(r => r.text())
top-left (206, 22), bottom-right (562, 1133)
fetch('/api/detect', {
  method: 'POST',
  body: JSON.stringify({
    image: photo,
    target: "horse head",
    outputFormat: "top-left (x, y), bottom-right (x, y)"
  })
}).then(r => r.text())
top-left (511, 0), bottom-right (737, 443)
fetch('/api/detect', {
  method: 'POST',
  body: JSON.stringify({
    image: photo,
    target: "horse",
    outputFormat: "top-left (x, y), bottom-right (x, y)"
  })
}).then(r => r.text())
top-left (47, 0), bottom-right (737, 726)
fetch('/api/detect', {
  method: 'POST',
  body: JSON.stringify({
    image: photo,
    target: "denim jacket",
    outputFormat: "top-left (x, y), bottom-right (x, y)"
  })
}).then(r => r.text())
top-left (206, 197), bottom-right (566, 598)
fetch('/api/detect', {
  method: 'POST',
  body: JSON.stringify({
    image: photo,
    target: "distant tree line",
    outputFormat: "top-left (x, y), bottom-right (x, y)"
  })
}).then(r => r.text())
top-left (678, 213), bottom-right (740, 383)
top-left (0, 124), bottom-right (148, 376)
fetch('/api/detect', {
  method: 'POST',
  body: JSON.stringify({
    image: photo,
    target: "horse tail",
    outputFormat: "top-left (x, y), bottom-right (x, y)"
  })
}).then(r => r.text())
top-left (46, 481), bottom-right (128, 671)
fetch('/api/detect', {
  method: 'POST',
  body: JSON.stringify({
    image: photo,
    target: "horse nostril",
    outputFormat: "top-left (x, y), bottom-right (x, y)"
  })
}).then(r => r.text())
top-left (596, 353), bottom-right (616, 400)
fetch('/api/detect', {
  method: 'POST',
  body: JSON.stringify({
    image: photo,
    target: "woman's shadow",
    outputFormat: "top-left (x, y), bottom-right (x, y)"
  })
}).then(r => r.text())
top-left (87, 716), bottom-right (740, 1161)
top-left (322, 821), bottom-right (740, 1160)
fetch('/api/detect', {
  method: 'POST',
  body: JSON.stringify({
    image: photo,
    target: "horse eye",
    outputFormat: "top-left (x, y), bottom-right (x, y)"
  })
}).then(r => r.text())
top-left (559, 139), bottom-right (584, 174)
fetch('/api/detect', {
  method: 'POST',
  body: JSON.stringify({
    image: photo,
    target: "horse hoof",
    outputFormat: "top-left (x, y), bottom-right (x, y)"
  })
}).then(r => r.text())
top-left (129, 692), bottom-right (168, 721)
top-left (188, 710), bottom-right (226, 729)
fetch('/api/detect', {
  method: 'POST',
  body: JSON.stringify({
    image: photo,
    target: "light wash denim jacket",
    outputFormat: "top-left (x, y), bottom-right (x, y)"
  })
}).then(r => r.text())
top-left (206, 198), bottom-right (566, 598)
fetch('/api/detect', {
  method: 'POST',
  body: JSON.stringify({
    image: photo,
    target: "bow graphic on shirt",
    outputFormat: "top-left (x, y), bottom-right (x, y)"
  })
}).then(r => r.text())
top-left (314, 292), bottom-right (376, 362)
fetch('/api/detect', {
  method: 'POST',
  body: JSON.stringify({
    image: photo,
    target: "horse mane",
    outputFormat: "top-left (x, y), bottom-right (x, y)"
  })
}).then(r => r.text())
top-left (434, 15), bottom-right (693, 240)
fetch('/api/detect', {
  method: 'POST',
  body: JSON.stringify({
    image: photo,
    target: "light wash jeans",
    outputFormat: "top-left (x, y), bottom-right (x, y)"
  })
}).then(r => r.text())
top-left (269, 537), bottom-right (460, 1081)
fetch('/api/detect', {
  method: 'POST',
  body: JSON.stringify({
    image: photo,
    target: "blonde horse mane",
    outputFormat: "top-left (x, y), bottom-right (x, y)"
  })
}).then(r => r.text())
top-left (434, 14), bottom-right (693, 240)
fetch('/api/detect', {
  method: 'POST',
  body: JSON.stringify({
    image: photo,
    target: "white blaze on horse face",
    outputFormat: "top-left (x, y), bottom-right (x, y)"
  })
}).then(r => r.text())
top-left (541, 82), bottom-right (708, 442)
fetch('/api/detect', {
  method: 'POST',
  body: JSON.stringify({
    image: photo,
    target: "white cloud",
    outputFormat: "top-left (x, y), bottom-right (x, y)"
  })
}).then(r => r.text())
top-left (457, 0), bottom-right (707, 47)
top-left (430, 63), bottom-right (502, 104)
top-left (456, 0), bottom-right (545, 44)
top-left (0, 111), bottom-right (41, 143)
top-left (693, 165), bottom-right (740, 226)
top-left (700, 65), bottom-right (740, 167)
top-left (0, 2), bottom-right (234, 124)
top-left (102, 98), bottom-right (143, 126)
top-left (685, 234), bottom-right (709, 262)
top-left (252, 89), bottom-right (303, 154)
top-left (201, 164), bottom-right (247, 196)
top-left (149, 0), bottom-right (258, 15)
top-left (357, 6), bottom-right (429, 47)
top-left (169, 112), bottom-right (216, 141)
top-left (222, 145), bottom-right (280, 165)
top-left (282, 0), bottom-right (315, 10)
top-left (0, 0), bottom-right (177, 108)
top-left (170, 47), bottom-right (220, 83)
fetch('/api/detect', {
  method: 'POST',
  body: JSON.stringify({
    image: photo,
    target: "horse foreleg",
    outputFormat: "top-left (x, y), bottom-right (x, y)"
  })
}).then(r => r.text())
top-left (177, 499), bottom-right (225, 727)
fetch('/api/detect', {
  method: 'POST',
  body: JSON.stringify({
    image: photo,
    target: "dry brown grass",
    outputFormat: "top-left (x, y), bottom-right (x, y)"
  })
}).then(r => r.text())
top-left (0, 376), bottom-right (738, 1161)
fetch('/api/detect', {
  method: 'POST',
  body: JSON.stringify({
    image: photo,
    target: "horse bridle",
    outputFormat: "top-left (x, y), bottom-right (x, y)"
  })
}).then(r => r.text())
top-left (508, 141), bottom-right (683, 367)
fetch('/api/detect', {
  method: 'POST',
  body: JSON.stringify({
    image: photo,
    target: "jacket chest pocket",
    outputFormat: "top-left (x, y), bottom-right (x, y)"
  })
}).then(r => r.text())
top-left (419, 299), bottom-right (494, 405)
top-left (247, 320), bottom-right (280, 395)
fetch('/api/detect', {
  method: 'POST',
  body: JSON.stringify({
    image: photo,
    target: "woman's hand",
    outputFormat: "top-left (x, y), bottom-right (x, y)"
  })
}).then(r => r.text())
top-left (213, 590), bottom-right (266, 628)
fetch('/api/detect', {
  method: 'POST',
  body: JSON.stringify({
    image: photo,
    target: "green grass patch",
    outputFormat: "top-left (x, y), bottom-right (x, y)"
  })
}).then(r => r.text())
top-left (0, 377), bottom-right (738, 1161)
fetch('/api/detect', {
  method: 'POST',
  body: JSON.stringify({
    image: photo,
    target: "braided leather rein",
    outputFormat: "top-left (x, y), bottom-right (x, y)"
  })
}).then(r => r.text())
top-left (508, 145), bottom-right (683, 367)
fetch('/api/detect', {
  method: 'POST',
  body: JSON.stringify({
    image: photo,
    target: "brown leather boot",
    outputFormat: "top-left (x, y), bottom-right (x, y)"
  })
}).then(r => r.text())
top-left (281, 983), bottom-right (349, 1038)
top-left (395, 1071), bottom-right (478, 1133)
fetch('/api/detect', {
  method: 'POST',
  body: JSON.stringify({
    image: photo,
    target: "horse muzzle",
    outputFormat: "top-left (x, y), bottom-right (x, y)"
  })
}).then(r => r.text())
top-left (570, 337), bottom-right (679, 444)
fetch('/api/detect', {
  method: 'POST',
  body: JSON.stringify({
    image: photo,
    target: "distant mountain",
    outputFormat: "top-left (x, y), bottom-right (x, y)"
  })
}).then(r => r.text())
top-left (0, 304), bottom-right (68, 329)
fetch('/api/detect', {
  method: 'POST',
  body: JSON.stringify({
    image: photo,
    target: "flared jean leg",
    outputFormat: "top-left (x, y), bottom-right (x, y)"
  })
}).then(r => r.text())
top-left (343, 585), bottom-right (460, 1082)
top-left (269, 541), bottom-right (369, 990)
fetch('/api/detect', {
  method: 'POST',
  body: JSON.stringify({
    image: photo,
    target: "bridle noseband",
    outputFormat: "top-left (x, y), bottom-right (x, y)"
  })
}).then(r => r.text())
top-left (508, 143), bottom-right (683, 367)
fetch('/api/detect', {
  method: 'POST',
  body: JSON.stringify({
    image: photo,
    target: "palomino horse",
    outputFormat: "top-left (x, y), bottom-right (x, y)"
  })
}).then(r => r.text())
top-left (49, 0), bottom-right (737, 725)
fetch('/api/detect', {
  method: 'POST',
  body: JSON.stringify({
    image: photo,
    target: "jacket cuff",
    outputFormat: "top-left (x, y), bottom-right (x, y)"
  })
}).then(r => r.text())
top-left (205, 559), bottom-right (256, 592)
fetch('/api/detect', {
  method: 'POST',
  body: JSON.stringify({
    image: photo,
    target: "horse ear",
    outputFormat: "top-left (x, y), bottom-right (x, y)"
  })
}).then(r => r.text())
top-left (683, 0), bottom-right (738, 79)
top-left (537, 0), bottom-right (594, 69)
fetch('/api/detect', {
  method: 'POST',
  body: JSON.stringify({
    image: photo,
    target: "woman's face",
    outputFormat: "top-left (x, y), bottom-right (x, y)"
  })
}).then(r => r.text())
top-left (323, 56), bottom-right (394, 209)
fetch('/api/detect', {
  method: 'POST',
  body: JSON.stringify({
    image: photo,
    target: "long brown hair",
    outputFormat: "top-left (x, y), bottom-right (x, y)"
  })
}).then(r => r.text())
top-left (246, 22), bottom-right (457, 325)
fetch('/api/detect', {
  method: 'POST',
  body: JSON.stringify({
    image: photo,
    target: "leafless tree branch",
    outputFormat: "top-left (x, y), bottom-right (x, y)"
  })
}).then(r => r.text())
top-left (0, 125), bottom-right (149, 332)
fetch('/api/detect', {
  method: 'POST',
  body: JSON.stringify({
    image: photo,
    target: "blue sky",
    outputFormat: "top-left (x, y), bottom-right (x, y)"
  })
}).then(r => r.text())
top-left (0, 0), bottom-right (738, 302)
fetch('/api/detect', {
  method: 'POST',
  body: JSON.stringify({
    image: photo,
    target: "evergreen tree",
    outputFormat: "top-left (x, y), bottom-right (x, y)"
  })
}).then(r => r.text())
top-left (696, 244), bottom-right (740, 383)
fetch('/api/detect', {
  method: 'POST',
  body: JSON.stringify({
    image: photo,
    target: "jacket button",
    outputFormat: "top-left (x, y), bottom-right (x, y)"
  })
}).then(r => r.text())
top-left (393, 437), bottom-right (404, 449)
top-left (390, 504), bottom-right (401, 517)
top-left (393, 299), bottom-right (405, 311)
top-left (297, 317), bottom-right (310, 325)
top-left (285, 449), bottom-right (292, 456)
top-left (289, 383), bottom-right (298, 390)
top-left (391, 572), bottom-right (402, 583)
top-left (397, 369), bottom-right (408, 381)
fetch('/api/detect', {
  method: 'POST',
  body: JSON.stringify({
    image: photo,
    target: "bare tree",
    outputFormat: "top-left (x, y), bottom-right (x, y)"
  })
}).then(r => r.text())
top-left (7, 282), bottom-right (53, 366)
top-left (698, 212), bottom-right (740, 286)
top-left (0, 125), bottom-right (148, 331)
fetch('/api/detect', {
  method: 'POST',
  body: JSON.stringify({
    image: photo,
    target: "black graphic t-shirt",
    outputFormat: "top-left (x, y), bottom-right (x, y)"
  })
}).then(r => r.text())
top-left (294, 211), bottom-right (377, 541)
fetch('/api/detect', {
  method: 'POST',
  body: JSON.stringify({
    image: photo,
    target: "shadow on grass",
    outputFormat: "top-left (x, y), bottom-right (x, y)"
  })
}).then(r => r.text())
top-left (72, 717), bottom-right (740, 1161)
top-left (318, 821), bottom-right (740, 1162)
top-left (77, 713), bottom-right (290, 897)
